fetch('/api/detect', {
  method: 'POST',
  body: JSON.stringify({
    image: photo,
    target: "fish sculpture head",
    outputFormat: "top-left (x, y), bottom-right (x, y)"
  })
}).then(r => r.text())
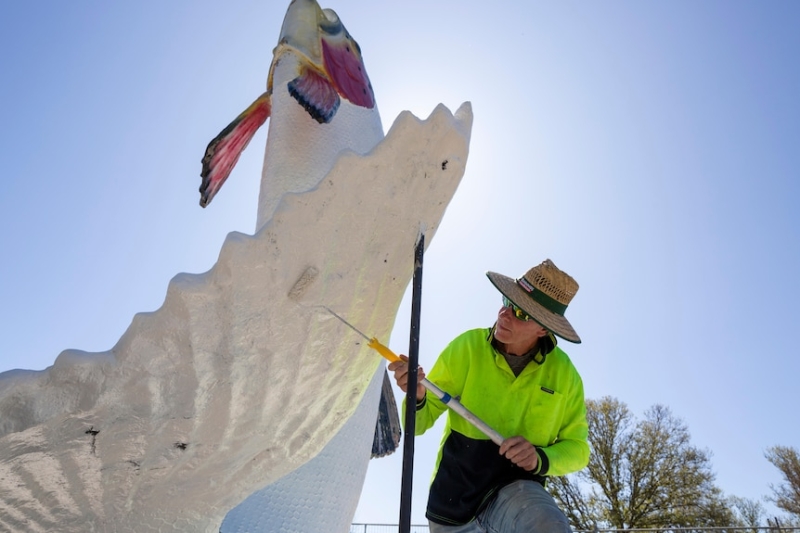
top-left (277, 0), bottom-right (375, 114)
top-left (199, 0), bottom-right (376, 208)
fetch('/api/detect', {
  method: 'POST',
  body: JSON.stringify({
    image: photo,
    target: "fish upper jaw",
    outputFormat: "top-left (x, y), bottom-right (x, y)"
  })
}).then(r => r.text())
top-left (278, 0), bottom-right (335, 65)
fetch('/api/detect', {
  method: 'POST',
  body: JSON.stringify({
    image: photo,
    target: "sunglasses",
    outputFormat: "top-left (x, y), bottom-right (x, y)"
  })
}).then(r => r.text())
top-left (502, 296), bottom-right (533, 322)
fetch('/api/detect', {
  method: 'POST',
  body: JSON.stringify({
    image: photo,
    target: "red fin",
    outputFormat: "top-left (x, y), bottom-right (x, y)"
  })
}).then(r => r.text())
top-left (199, 92), bottom-right (271, 208)
top-left (287, 65), bottom-right (340, 124)
top-left (321, 38), bottom-right (375, 109)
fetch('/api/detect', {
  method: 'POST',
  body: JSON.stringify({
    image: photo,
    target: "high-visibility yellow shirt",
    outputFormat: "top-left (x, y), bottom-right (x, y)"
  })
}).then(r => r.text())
top-left (410, 327), bottom-right (589, 525)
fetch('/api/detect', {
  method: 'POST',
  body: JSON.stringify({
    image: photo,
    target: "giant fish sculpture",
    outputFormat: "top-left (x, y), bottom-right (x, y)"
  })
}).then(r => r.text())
top-left (0, 1), bottom-right (473, 531)
top-left (199, 0), bottom-right (380, 216)
top-left (199, 0), bottom-right (400, 463)
top-left (199, 0), bottom-right (386, 238)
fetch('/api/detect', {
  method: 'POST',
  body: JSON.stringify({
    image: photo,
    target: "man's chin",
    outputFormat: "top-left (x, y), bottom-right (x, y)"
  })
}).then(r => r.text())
top-left (494, 326), bottom-right (512, 343)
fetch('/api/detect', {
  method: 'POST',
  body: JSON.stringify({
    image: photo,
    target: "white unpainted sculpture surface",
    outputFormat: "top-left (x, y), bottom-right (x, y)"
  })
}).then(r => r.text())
top-left (0, 1), bottom-right (473, 531)
top-left (219, 359), bottom-right (385, 533)
top-left (0, 4), bottom-right (472, 532)
top-left (0, 101), bottom-right (472, 533)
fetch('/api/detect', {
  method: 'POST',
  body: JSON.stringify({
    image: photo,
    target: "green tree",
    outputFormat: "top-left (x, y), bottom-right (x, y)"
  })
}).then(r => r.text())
top-left (766, 445), bottom-right (800, 520)
top-left (549, 396), bottom-right (735, 529)
top-left (728, 495), bottom-right (766, 531)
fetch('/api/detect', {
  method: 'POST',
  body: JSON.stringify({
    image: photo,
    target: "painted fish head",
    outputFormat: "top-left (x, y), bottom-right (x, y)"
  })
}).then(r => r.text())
top-left (198, 0), bottom-right (379, 208)
top-left (274, 0), bottom-right (375, 110)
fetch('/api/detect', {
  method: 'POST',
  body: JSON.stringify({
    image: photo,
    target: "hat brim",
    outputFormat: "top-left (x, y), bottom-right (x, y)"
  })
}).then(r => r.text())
top-left (486, 271), bottom-right (581, 344)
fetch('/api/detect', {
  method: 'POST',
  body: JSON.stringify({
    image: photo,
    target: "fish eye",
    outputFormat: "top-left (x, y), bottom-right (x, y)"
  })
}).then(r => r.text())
top-left (319, 8), bottom-right (343, 35)
top-left (321, 8), bottom-right (340, 24)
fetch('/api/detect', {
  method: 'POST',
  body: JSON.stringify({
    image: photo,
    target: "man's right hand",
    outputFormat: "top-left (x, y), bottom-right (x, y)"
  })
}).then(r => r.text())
top-left (387, 354), bottom-right (426, 402)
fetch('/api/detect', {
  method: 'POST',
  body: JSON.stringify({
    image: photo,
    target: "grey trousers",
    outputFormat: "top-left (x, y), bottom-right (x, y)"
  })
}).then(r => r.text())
top-left (428, 480), bottom-right (572, 533)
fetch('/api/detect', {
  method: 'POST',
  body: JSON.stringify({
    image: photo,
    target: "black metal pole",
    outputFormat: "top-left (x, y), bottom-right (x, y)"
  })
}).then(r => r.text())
top-left (399, 232), bottom-right (425, 533)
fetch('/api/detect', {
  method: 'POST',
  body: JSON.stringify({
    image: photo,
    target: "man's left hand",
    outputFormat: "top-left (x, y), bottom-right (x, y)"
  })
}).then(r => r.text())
top-left (499, 436), bottom-right (539, 472)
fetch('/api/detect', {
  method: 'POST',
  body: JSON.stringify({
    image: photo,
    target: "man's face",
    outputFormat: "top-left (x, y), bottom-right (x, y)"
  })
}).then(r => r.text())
top-left (494, 299), bottom-right (548, 350)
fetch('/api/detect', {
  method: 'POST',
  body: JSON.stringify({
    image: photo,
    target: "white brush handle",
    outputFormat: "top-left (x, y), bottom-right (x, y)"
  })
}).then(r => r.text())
top-left (420, 378), bottom-right (505, 446)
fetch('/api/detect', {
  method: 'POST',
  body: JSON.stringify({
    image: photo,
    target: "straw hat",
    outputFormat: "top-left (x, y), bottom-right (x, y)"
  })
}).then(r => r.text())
top-left (486, 259), bottom-right (581, 343)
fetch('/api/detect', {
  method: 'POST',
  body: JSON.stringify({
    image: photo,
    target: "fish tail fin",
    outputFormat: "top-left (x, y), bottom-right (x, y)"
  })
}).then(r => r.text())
top-left (199, 92), bottom-right (271, 208)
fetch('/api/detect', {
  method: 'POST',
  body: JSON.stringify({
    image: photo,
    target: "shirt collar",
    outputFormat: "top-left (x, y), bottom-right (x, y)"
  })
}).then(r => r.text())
top-left (487, 324), bottom-right (557, 365)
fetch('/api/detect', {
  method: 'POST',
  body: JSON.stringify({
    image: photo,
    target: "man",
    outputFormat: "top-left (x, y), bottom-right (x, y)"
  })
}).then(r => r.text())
top-left (389, 259), bottom-right (589, 533)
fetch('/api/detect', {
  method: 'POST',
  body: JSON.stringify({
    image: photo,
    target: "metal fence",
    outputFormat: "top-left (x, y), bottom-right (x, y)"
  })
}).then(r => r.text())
top-left (350, 526), bottom-right (799, 533)
top-left (350, 525), bottom-right (429, 533)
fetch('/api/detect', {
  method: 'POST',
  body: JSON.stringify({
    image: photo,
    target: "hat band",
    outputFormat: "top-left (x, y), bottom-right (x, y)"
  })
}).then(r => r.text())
top-left (516, 278), bottom-right (568, 316)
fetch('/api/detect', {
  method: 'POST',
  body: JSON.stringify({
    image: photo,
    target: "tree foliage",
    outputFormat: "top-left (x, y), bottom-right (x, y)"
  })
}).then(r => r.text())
top-left (766, 445), bottom-right (800, 519)
top-left (728, 495), bottom-right (766, 531)
top-left (549, 396), bottom-right (734, 529)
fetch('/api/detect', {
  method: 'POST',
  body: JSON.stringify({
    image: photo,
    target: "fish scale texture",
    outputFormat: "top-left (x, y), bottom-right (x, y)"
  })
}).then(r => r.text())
top-left (220, 366), bottom-right (383, 533)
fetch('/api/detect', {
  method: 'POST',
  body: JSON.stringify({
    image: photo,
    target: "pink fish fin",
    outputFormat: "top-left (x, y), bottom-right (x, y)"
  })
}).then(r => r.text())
top-left (321, 37), bottom-right (375, 109)
top-left (199, 92), bottom-right (271, 208)
top-left (287, 64), bottom-right (341, 124)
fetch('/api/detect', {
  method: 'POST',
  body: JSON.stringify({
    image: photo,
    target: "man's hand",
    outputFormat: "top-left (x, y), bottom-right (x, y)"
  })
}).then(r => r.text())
top-left (387, 355), bottom-right (426, 402)
top-left (499, 436), bottom-right (539, 472)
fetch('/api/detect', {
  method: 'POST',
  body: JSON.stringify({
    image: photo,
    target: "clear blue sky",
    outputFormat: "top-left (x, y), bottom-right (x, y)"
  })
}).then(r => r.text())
top-left (2, 0), bottom-right (799, 526)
